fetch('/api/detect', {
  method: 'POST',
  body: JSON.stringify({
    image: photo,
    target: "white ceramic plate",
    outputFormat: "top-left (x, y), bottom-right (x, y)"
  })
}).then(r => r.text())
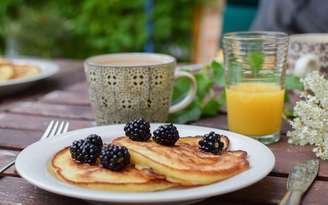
top-left (0, 58), bottom-right (59, 96)
top-left (16, 124), bottom-right (275, 205)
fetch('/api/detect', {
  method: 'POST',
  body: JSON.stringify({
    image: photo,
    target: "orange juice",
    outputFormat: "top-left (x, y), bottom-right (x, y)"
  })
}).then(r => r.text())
top-left (226, 82), bottom-right (285, 136)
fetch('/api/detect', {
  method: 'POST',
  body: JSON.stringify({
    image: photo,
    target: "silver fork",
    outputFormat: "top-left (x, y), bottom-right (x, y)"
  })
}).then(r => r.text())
top-left (0, 120), bottom-right (69, 174)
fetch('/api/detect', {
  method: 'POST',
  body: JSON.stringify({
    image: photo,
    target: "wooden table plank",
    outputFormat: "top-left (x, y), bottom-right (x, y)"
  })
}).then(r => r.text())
top-left (50, 60), bottom-right (86, 89)
top-left (193, 113), bottom-right (228, 130)
top-left (9, 101), bottom-right (94, 120)
top-left (66, 82), bottom-right (88, 92)
top-left (1, 165), bottom-right (17, 177)
top-left (218, 176), bottom-right (328, 205)
top-left (0, 149), bottom-right (18, 177)
top-left (0, 177), bottom-right (87, 205)
top-left (0, 113), bottom-right (93, 131)
top-left (0, 129), bottom-right (42, 150)
top-left (0, 91), bottom-right (41, 112)
top-left (269, 136), bottom-right (328, 179)
top-left (1, 175), bottom-right (327, 205)
top-left (40, 90), bottom-right (90, 106)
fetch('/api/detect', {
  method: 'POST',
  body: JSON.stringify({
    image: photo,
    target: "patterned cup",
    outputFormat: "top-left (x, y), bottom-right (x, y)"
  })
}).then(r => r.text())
top-left (289, 34), bottom-right (328, 77)
top-left (84, 53), bottom-right (197, 125)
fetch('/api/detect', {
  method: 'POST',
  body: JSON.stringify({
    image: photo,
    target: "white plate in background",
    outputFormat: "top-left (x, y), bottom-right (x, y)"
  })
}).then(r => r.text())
top-left (0, 58), bottom-right (59, 96)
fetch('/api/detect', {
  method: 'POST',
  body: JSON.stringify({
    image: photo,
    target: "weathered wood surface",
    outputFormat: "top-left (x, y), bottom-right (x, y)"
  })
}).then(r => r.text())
top-left (0, 60), bottom-right (325, 205)
top-left (1, 175), bottom-right (327, 205)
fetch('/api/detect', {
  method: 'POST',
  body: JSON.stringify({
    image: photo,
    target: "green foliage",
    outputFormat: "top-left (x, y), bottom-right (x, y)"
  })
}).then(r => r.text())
top-left (247, 51), bottom-right (264, 76)
top-left (0, 0), bottom-right (202, 59)
top-left (202, 96), bottom-right (221, 116)
top-left (169, 61), bottom-right (224, 123)
top-left (3, 6), bottom-right (73, 57)
top-left (195, 72), bottom-right (212, 100)
top-left (283, 74), bottom-right (304, 118)
top-left (285, 75), bottom-right (304, 90)
top-left (211, 61), bottom-right (225, 86)
top-left (168, 101), bottom-right (202, 124)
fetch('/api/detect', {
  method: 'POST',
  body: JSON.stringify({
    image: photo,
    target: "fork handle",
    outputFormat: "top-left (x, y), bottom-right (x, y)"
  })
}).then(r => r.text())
top-left (0, 159), bottom-right (16, 174)
top-left (279, 191), bottom-right (303, 205)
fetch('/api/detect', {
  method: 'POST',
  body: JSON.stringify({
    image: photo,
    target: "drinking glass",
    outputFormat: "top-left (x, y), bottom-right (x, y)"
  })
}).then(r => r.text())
top-left (223, 31), bottom-right (289, 144)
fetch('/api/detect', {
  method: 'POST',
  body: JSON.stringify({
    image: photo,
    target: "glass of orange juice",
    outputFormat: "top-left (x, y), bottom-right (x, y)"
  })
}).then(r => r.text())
top-left (223, 31), bottom-right (288, 144)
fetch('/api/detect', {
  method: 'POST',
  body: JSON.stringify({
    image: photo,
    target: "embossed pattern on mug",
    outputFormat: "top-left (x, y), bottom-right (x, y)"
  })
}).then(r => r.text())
top-left (289, 40), bottom-right (328, 70)
top-left (85, 63), bottom-right (175, 125)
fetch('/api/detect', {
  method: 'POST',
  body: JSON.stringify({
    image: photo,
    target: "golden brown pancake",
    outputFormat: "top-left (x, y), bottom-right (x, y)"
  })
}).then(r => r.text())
top-left (0, 65), bottom-right (14, 80)
top-left (0, 59), bottom-right (40, 81)
top-left (50, 148), bottom-right (175, 192)
top-left (11, 64), bottom-right (40, 79)
top-left (113, 136), bottom-right (249, 186)
top-left (0, 58), bottom-right (11, 65)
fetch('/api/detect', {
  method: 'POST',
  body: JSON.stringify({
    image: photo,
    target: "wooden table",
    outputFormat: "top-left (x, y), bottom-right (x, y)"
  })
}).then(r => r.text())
top-left (0, 60), bottom-right (326, 205)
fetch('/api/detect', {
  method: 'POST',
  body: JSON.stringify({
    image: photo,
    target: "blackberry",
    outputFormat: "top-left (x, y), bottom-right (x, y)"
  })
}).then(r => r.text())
top-left (86, 134), bottom-right (103, 149)
top-left (100, 144), bottom-right (130, 171)
top-left (124, 118), bottom-right (151, 141)
top-left (69, 139), bottom-right (100, 164)
top-left (198, 131), bottom-right (224, 154)
top-left (153, 123), bottom-right (179, 146)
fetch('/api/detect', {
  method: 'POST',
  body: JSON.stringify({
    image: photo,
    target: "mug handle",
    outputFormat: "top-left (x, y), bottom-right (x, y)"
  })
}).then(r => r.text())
top-left (294, 54), bottom-right (319, 77)
top-left (169, 71), bottom-right (197, 114)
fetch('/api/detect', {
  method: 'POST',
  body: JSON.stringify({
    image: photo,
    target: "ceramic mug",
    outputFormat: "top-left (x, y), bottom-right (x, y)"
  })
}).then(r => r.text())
top-left (289, 33), bottom-right (328, 77)
top-left (84, 53), bottom-right (197, 125)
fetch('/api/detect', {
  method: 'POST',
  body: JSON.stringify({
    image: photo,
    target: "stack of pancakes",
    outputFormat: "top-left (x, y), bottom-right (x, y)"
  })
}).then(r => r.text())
top-left (50, 135), bottom-right (249, 192)
top-left (0, 58), bottom-right (40, 81)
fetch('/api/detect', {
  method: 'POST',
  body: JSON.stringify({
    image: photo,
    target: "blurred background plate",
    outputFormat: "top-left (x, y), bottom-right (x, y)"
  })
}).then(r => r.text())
top-left (0, 58), bottom-right (59, 96)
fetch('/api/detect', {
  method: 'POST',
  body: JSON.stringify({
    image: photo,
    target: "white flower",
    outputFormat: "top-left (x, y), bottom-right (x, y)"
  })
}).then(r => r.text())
top-left (287, 71), bottom-right (328, 159)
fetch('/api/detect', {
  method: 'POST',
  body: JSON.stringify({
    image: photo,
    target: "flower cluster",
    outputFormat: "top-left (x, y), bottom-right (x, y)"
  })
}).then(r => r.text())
top-left (287, 71), bottom-right (328, 160)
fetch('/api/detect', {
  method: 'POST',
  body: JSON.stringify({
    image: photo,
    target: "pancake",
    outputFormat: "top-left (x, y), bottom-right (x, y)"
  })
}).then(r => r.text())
top-left (113, 136), bottom-right (249, 186)
top-left (50, 148), bottom-right (175, 192)
top-left (0, 65), bottom-right (14, 80)
top-left (12, 64), bottom-right (40, 79)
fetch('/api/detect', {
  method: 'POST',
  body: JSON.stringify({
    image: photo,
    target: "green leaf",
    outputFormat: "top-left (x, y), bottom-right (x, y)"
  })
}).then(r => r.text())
top-left (195, 72), bottom-right (212, 100)
top-left (172, 77), bottom-right (191, 104)
top-left (284, 91), bottom-right (290, 103)
top-left (202, 97), bottom-right (221, 116)
top-left (218, 89), bottom-right (226, 107)
top-left (211, 61), bottom-right (225, 86)
top-left (168, 101), bottom-right (202, 123)
top-left (247, 51), bottom-right (264, 76)
top-left (285, 74), bottom-right (304, 90)
top-left (169, 61), bottom-right (227, 123)
top-left (284, 106), bottom-right (295, 119)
